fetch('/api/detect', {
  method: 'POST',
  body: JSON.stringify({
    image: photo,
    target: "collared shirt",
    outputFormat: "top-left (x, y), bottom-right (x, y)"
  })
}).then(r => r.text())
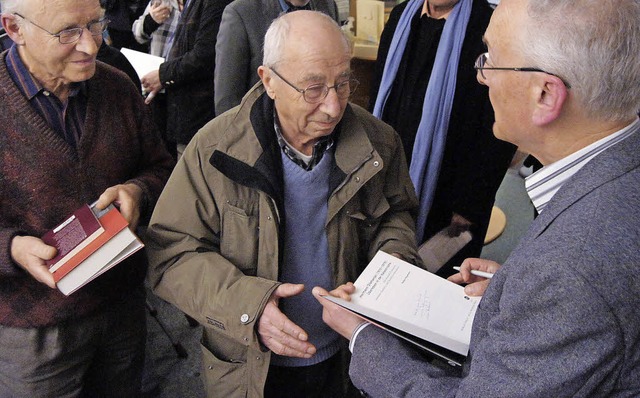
top-left (5, 44), bottom-right (87, 149)
top-left (273, 109), bottom-right (334, 171)
top-left (525, 118), bottom-right (640, 213)
top-left (278, 0), bottom-right (313, 13)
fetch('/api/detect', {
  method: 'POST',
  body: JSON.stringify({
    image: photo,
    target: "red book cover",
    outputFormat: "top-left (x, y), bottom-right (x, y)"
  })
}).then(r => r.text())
top-left (52, 206), bottom-right (129, 282)
top-left (42, 204), bottom-right (104, 273)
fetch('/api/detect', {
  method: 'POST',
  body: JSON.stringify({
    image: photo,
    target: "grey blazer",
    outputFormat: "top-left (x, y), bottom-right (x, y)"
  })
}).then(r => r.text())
top-left (214, 0), bottom-right (338, 116)
top-left (349, 121), bottom-right (640, 397)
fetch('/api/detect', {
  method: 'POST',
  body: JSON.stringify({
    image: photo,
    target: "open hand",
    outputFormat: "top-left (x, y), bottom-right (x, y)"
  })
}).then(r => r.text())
top-left (258, 283), bottom-right (317, 358)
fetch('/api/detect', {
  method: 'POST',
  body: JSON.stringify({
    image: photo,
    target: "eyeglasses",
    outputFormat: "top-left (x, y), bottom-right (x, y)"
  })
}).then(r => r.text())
top-left (270, 68), bottom-right (359, 104)
top-left (14, 13), bottom-right (109, 45)
top-left (474, 52), bottom-right (571, 88)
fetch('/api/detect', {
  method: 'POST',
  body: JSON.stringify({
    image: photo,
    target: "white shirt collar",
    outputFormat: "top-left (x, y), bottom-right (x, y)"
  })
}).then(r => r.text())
top-left (525, 118), bottom-right (640, 213)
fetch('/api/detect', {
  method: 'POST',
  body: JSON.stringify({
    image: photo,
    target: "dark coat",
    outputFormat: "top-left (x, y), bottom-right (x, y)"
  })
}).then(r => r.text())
top-left (370, 0), bottom-right (516, 275)
top-left (160, 0), bottom-right (233, 145)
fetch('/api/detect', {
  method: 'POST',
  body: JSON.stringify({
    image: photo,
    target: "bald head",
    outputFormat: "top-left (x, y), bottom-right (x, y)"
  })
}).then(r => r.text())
top-left (262, 10), bottom-right (351, 67)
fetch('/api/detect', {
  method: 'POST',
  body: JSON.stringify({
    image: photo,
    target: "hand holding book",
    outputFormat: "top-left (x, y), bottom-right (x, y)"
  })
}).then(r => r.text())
top-left (315, 251), bottom-right (481, 367)
top-left (312, 282), bottom-right (362, 340)
top-left (9, 235), bottom-right (57, 288)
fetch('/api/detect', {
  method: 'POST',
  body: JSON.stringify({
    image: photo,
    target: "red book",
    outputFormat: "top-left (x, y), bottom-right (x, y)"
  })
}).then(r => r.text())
top-left (42, 204), bottom-right (104, 273)
top-left (53, 204), bottom-right (144, 296)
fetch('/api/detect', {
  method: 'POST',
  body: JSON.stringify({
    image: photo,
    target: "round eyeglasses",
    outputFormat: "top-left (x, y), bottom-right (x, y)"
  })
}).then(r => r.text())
top-left (270, 68), bottom-right (360, 104)
top-left (474, 52), bottom-right (571, 88)
top-left (14, 13), bottom-right (109, 45)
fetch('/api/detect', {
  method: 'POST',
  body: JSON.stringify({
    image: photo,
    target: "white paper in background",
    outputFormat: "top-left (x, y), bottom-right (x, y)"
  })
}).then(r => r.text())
top-left (120, 47), bottom-right (165, 81)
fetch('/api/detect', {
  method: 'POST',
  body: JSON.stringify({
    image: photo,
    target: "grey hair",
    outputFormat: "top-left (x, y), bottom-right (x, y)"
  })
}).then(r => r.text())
top-left (0, 0), bottom-right (23, 14)
top-left (520, 0), bottom-right (640, 121)
top-left (262, 11), bottom-right (351, 67)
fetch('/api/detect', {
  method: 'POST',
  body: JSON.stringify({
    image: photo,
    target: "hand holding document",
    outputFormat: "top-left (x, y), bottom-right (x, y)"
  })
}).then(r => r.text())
top-left (322, 251), bottom-right (480, 367)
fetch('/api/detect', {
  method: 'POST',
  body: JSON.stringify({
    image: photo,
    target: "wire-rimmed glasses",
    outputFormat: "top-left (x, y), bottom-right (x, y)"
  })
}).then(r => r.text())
top-left (270, 68), bottom-right (360, 103)
top-left (14, 13), bottom-right (109, 45)
top-left (474, 52), bottom-right (571, 88)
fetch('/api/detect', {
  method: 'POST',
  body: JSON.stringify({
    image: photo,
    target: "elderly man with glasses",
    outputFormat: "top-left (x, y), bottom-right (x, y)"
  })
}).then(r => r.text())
top-left (0, 0), bottom-right (174, 396)
top-left (146, 10), bottom-right (423, 398)
top-left (314, 0), bottom-right (640, 396)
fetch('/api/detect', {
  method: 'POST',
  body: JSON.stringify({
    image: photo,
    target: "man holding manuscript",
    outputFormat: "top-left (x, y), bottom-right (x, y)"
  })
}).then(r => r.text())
top-left (315, 0), bottom-right (640, 396)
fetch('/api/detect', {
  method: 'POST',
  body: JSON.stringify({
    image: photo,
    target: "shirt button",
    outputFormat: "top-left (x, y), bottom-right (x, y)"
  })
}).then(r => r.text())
top-left (373, 161), bottom-right (380, 167)
top-left (240, 314), bottom-right (250, 323)
top-left (355, 177), bottom-right (361, 183)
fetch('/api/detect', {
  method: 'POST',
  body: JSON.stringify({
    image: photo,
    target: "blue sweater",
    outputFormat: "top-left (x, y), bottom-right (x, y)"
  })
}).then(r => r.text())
top-left (270, 149), bottom-right (341, 367)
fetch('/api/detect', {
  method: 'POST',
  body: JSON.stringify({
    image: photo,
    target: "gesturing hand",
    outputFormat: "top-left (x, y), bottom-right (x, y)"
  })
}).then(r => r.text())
top-left (258, 283), bottom-right (317, 358)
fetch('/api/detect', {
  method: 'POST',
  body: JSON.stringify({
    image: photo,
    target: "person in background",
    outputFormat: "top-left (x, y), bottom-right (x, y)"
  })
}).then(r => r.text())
top-left (141, 0), bottom-right (232, 160)
top-left (132, 0), bottom-right (181, 59)
top-left (132, 0), bottom-right (182, 158)
top-left (315, 0), bottom-right (640, 396)
top-left (146, 10), bottom-right (422, 398)
top-left (97, 40), bottom-right (142, 91)
top-left (214, 0), bottom-right (339, 116)
top-left (0, 0), bottom-right (174, 396)
top-left (102, 0), bottom-right (147, 51)
top-left (370, 0), bottom-right (516, 277)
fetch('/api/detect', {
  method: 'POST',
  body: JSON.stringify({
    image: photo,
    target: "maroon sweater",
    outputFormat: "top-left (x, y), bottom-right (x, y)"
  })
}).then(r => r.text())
top-left (0, 56), bottom-right (175, 328)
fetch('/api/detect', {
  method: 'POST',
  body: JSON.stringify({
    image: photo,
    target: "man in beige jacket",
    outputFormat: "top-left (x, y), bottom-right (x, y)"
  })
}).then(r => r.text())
top-left (147, 10), bottom-right (421, 398)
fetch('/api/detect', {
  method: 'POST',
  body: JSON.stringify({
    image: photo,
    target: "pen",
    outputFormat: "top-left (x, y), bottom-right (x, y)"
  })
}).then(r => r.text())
top-left (145, 90), bottom-right (156, 104)
top-left (453, 266), bottom-right (494, 279)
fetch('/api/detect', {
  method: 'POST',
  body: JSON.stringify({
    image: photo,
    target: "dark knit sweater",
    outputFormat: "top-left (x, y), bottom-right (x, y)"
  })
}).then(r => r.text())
top-left (0, 53), bottom-right (174, 328)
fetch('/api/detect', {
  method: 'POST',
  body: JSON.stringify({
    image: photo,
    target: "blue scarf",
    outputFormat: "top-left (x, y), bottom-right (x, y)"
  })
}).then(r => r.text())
top-left (372, 0), bottom-right (472, 243)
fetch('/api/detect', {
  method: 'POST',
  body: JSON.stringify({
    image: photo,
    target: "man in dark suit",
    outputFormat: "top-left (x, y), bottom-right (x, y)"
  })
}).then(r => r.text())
top-left (141, 0), bottom-right (232, 159)
top-left (314, 0), bottom-right (640, 396)
top-left (370, 0), bottom-right (516, 276)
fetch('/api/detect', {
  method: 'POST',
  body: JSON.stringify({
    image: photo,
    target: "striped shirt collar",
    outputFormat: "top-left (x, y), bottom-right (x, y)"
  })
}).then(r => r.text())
top-left (5, 44), bottom-right (88, 148)
top-left (525, 118), bottom-right (640, 213)
top-left (273, 108), bottom-right (335, 171)
top-left (5, 44), bottom-right (86, 100)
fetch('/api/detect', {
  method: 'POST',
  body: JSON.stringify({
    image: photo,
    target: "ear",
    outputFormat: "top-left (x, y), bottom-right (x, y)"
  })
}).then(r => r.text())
top-left (258, 66), bottom-right (276, 99)
top-left (531, 75), bottom-right (568, 126)
top-left (1, 13), bottom-right (25, 46)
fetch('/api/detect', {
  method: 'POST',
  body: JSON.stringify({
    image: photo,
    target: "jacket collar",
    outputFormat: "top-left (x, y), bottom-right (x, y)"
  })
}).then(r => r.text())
top-left (210, 83), bottom-right (378, 184)
top-left (526, 122), bottom-right (640, 240)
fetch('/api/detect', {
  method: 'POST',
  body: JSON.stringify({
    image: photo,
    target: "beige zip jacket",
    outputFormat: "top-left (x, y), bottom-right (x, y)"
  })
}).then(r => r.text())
top-left (147, 83), bottom-right (422, 397)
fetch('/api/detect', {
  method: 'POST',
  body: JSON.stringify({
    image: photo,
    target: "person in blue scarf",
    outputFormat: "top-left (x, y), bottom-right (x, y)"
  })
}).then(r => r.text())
top-left (370, 0), bottom-right (516, 276)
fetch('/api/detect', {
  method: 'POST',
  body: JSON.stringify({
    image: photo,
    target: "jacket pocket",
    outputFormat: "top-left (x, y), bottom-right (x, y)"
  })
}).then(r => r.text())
top-left (200, 343), bottom-right (248, 398)
top-left (348, 196), bottom-right (390, 236)
top-left (220, 203), bottom-right (259, 275)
